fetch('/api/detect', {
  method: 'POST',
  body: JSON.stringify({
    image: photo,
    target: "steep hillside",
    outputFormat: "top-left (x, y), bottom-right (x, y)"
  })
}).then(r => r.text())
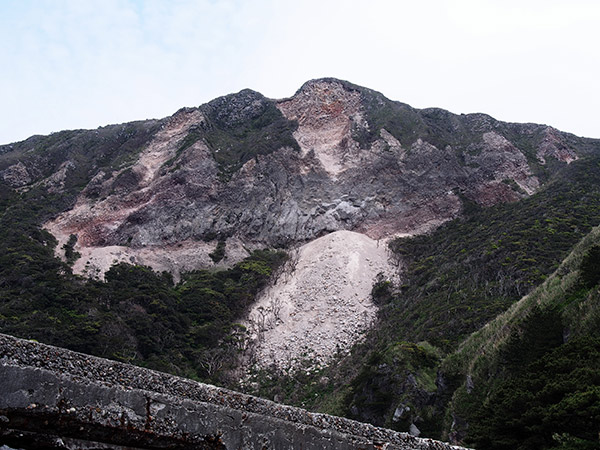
top-left (1, 78), bottom-right (600, 447)
top-left (445, 223), bottom-right (600, 449)
top-left (3, 78), bottom-right (590, 280)
top-left (273, 155), bottom-right (600, 444)
top-left (244, 230), bottom-right (394, 374)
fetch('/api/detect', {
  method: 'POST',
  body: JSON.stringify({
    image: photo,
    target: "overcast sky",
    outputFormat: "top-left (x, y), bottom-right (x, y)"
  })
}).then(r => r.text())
top-left (1, 0), bottom-right (599, 145)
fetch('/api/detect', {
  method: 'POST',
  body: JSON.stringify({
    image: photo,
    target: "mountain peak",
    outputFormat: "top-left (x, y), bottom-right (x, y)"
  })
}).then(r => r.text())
top-left (1, 77), bottom-right (595, 282)
top-left (294, 77), bottom-right (361, 96)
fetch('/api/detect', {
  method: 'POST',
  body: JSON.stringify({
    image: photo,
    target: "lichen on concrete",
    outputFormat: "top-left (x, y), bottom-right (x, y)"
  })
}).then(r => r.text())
top-left (0, 333), bottom-right (468, 450)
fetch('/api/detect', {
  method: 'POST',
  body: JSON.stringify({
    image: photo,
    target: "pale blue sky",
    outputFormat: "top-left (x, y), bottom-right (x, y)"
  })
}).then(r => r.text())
top-left (1, 0), bottom-right (599, 144)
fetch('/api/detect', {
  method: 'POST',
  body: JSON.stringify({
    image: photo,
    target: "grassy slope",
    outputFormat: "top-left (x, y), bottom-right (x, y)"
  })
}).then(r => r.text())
top-left (445, 224), bottom-right (600, 449)
top-left (199, 90), bottom-right (299, 179)
top-left (0, 120), bottom-right (163, 192)
top-left (444, 224), bottom-right (600, 378)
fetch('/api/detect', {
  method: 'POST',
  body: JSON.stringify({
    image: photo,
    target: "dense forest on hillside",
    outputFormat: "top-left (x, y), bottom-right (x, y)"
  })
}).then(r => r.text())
top-left (446, 224), bottom-right (600, 450)
top-left (0, 180), bottom-right (287, 380)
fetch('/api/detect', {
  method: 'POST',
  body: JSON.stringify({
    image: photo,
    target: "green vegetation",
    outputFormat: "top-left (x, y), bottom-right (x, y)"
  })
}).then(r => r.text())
top-left (371, 273), bottom-right (393, 305)
top-left (350, 82), bottom-right (598, 186)
top-left (163, 153), bottom-right (600, 445)
top-left (290, 155), bottom-right (600, 443)
top-left (62, 234), bottom-right (80, 265)
top-left (353, 95), bottom-right (425, 148)
top-left (160, 125), bottom-right (204, 171)
top-left (345, 340), bottom-right (442, 432)
top-left (200, 90), bottom-right (299, 179)
top-left (444, 222), bottom-right (600, 448)
top-left (209, 239), bottom-right (227, 263)
top-left (352, 85), bottom-right (489, 153)
top-left (467, 337), bottom-right (600, 450)
top-left (0, 108), bottom-right (295, 382)
top-left (3, 87), bottom-right (600, 447)
top-left (385, 156), bottom-right (600, 350)
top-left (579, 244), bottom-right (600, 288)
top-left (0, 182), bottom-right (286, 382)
top-left (0, 120), bottom-right (162, 194)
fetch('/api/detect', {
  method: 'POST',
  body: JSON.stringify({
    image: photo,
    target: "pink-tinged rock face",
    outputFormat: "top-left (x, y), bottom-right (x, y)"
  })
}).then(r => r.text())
top-left (277, 79), bottom-right (366, 176)
top-left (537, 127), bottom-right (579, 164)
top-left (34, 79), bottom-right (584, 279)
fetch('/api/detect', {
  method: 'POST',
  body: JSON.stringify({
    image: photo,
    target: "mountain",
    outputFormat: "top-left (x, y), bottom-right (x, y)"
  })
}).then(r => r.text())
top-left (2, 78), bottom-right (589, 279)
top-left (328, 157), bottom-right (600, 445)
top-left (1, 78), bottom-right (600, 448)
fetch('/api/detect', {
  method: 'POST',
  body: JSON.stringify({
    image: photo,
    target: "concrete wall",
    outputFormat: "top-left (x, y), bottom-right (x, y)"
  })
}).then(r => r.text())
top-left (0, 334), bottom-right (467, 449)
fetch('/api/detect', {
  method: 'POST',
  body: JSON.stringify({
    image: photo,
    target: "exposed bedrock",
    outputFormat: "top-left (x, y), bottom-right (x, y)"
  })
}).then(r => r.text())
top-left (38, 79), bottom-right (566, 280)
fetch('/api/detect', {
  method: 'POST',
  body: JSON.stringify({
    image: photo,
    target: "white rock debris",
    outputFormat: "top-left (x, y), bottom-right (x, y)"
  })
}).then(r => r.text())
top-left (245, 230), bottom-right (395, 373)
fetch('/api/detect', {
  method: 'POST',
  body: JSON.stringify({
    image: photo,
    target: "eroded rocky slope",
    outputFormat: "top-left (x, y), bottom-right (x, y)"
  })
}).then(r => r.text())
top-left (1, 77), bottom-right (594, 376)
top-left (1, 78), bottom-right (584, 279)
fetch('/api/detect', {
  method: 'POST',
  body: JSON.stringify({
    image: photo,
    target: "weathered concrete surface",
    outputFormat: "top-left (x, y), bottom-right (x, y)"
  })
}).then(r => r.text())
top-left (0, 334), bottom-right (467, 449)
